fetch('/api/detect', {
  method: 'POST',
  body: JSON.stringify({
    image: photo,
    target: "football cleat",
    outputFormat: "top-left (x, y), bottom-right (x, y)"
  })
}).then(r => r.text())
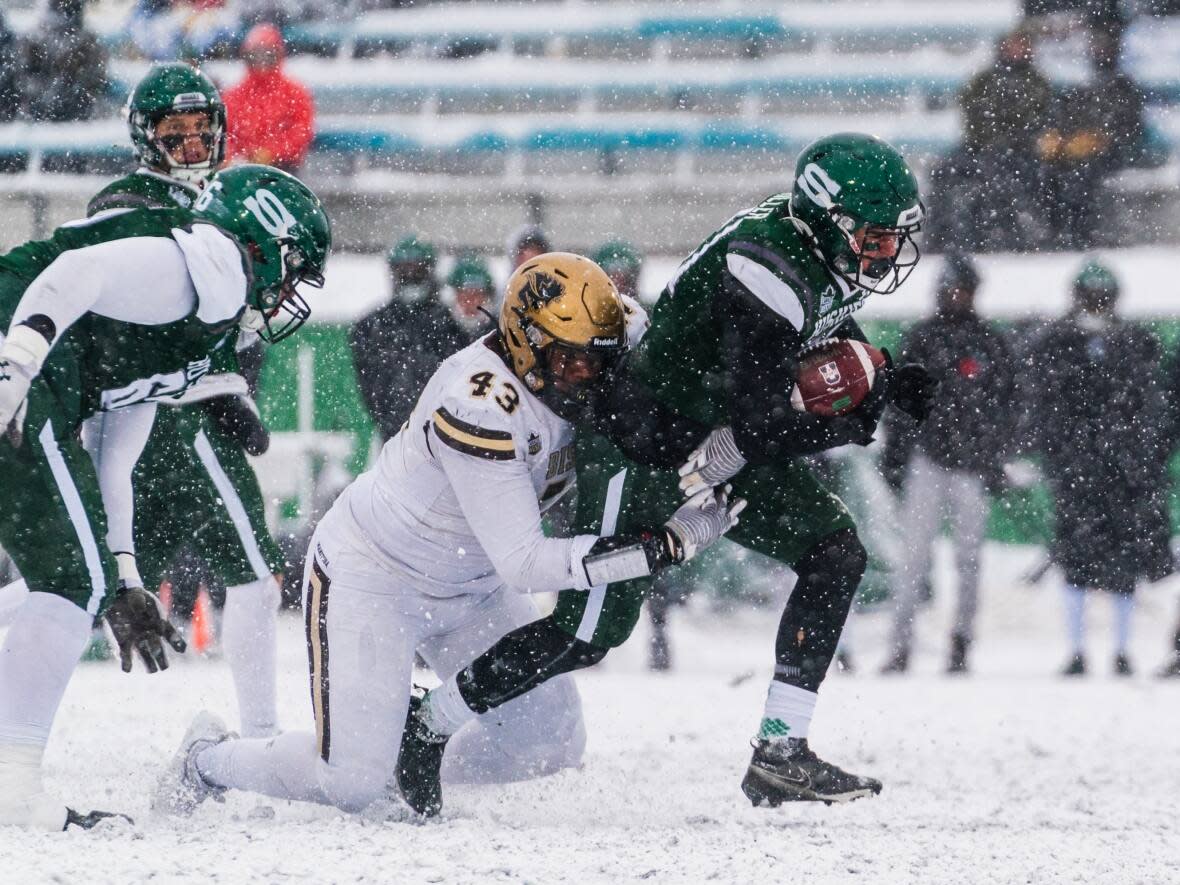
top-left (880, 646), bottom-right (909, 675)
top-left (1061, 654), bottom-right (1086, 677)
top-left (153, 711), bottom-right (231, 816)
top-left (1157, 653), bottom-right (1180, 679)
top-left (741, 738), bottom-right (882, 807)
top-left (396, 691), bottom-right (450, 818)
top-left (64, 807), bottom-right (133, 829)
top-left (1113, 654), bottom-right (1133, 677)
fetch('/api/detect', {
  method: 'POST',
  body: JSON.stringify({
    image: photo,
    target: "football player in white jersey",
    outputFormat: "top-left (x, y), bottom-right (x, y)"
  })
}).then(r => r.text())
top-left (156, 253), bottom-right (744, 817)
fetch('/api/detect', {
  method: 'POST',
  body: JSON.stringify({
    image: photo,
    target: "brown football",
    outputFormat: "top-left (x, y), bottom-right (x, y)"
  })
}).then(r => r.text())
top-left (790, 338), bottom-right (888, 417)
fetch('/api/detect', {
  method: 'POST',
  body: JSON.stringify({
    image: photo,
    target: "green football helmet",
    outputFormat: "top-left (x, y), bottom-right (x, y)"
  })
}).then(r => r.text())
top-left (788, 133), bottom-right (924, 295)
top-left (193, 165), bottom-right (332, 343)
top-left (126, 63), bottom-right (227, 184)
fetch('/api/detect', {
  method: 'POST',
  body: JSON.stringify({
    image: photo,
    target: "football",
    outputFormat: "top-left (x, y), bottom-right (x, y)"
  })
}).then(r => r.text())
top-left (790, 338), bottom-right (888, 417)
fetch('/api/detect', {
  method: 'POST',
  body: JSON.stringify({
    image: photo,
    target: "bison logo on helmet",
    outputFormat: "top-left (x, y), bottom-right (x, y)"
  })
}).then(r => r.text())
top-left (520, 271), bottom-right (565, 310)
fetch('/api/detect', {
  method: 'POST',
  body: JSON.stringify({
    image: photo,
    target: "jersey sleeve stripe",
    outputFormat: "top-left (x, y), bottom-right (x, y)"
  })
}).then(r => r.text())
top-left (725, 252), bottom-right (806, 331)
top-left (433, 408), bottom-right (516, 460)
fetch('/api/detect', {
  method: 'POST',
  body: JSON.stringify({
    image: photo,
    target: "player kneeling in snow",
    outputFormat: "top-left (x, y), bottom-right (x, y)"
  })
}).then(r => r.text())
top-left (158, 253), bottom-right (743, 817)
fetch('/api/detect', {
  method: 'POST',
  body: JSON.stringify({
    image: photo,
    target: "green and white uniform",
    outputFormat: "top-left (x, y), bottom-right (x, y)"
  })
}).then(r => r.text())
top-left (86, 171), bottom-right (283, 591)
top-left (555, 192), bottom-right (865, 647)
top-left (0, 207), bottom-right (244, 611)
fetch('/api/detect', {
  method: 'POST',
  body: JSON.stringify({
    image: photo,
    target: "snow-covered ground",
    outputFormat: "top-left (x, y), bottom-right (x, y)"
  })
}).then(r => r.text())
top-left (4, 542), bottom-right (1179, 884)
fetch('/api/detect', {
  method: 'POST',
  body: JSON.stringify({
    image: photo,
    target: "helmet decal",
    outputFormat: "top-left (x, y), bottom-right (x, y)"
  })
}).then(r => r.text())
top-left (797, 162), bottom-right (842, 209)
top-left (245, 188), bottom-right (297, 237)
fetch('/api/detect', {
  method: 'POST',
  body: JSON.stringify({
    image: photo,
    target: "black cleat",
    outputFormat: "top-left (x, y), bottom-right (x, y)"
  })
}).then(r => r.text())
top-left (741, 738), bottom-right (882, 807)
top-left (834, 650), bottom-right (855, 675)
top-left (880, 647), bottom-right (909, 675)
top-left (396, 692), bottom-right (450, 818)
top-left (1113, 654), bottom-right (1133, 677)
top-left (64, 807), bottom-right (133, 830)
top-left (1061, 653), bottom-right (1086, 677)
top-left (946, 633), bottom-right (970, 675)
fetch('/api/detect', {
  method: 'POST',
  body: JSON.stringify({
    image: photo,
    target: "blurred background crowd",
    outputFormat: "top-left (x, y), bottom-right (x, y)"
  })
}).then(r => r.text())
top-left (2, 0), bottom-right (1180, 681)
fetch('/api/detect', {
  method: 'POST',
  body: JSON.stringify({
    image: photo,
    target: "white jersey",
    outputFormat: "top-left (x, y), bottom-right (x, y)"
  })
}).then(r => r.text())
top-left (339, 337), bottom-right (600, 599)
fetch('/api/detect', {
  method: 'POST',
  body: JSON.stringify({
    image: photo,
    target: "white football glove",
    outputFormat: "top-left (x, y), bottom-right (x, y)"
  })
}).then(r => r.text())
top-left (677, 426), bottom-right (748, 497)
top-left (0, 326), bottom-right (49, 447)
top-left (664, 484), bottom-right (747, 561)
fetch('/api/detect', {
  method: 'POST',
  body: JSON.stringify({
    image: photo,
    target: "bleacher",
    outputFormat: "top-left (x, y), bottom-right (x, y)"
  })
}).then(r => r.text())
top-left (1, 0), bottom-right (1177, 253)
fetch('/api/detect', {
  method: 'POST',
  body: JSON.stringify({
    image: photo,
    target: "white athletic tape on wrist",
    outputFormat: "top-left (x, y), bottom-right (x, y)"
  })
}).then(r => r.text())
top-left (0, 325), bottom-right (51, 372)
top-left (583, 545), bottom-right (651, 587)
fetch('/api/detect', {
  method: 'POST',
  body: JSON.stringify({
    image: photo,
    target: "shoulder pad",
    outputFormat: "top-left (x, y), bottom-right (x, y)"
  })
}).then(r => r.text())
top-left (431, 364), bottom-right (522, 462)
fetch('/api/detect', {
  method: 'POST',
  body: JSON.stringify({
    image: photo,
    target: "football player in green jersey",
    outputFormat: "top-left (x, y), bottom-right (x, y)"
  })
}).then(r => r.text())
top-left (0, 165), bottom-right (330, 829)
top-left (399, 133), bottom-right (938, 814)
top-left (85, 63), bottom-right (289, 741)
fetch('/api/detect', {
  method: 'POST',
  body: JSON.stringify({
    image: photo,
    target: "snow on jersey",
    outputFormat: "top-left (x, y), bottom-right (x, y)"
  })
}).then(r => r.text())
top-left (340, 336), bottom-right (597, 599)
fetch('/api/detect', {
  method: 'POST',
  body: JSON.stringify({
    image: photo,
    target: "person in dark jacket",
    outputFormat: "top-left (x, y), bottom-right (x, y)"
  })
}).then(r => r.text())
top-left (1036, 29), bottom-right (1147, 249)
top-left (928, 27), bottom-right (1053, 251)
top-left (349, 239), bottom-right (492, 441)
top-left (22, 0), bottom-right (108, 123)
top-left (1027, 260), bottom-right (1173, 677)
top-left (880, 254), bottom-right (1016, 674)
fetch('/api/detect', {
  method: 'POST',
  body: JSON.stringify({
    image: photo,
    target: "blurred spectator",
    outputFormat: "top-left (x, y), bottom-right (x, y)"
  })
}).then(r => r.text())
top-left (445, 253), bottom-right (497, 335)
top-left (223, 23), bottom-right (314, 172)
top-left (928, 27), bottom-right (1053, 251)
top-left (507, 224), bottom-right (552, 270)
top-left (351, 238), bottom-right (490, 441)
top-left (593, 239), bottom-right (642, 300)
top-left (1024, 260), bottom-right (1173, 677)
top-left (879, 255), bottom-right (1016, 675)
top-left (1036, 29), bottom-right (1147, 249)
top-left (128, 0), bottom-right (239, 61)
top-left (23, 0), bottom-right (109, 122)
top-left (0, 11), bottom-right (22, 122)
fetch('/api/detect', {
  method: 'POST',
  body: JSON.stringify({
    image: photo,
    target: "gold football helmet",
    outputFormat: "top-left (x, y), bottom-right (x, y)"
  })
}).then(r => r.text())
top-left (499, 252), bottom-right (627, 419)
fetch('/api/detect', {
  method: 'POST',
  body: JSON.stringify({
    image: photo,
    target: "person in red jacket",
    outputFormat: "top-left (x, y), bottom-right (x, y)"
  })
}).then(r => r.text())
top-left (223, 23), bottom-right (314, 173)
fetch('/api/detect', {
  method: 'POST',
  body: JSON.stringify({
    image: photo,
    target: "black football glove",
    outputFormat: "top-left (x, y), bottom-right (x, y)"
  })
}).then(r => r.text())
top-left (104, 586), bottom-right (187, 674)
top-left (891, 363), bottom-right (939, 422)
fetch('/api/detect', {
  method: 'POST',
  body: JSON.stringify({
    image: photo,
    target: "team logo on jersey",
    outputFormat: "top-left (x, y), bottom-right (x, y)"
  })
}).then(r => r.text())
top-left (527, 432), bottom-right (542, 455)
top-left (819, 361), bottom-right (842, 387)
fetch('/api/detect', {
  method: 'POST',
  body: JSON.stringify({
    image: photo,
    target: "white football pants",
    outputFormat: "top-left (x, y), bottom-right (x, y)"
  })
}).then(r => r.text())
top-left (196, 507), bottom-right (586, 812)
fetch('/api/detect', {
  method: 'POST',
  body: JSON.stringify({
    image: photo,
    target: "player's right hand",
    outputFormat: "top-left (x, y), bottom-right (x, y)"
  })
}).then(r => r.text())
top-left (104, 586), bottom-right (187, 674)
top-left (677, 426), bottom-right (748, 497)
top-left (663, 485), bottom-right (747, 562)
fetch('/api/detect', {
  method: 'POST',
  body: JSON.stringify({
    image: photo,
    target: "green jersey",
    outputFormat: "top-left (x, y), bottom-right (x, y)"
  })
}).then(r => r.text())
top-left (87, 168), bottom-right (201, 216)
top-left (87, 169), bottom-right (242, 378)
top-left (0, 208), bottom-right (239, 423)
top-left (633, 192), bottom-right (870, 427)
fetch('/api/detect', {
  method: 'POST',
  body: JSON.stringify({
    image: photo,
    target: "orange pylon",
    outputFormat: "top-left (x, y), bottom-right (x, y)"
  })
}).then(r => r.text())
top-left (190, 586), bottom-right (214, 655)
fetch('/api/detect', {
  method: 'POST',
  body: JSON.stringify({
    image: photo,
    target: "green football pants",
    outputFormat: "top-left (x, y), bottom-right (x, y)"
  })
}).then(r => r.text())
top-left (553, 432), bottom-right (856, 648)
top-left (0, 381), bottom-right (116, 614)
top-left (135, 404), bottom-right (283, 591)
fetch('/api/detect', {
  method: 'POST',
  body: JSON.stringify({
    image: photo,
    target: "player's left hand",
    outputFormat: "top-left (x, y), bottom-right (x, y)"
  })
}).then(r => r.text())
top-left (104, 586), bottom-right (187, 674)
top-left (678, 426), bottom-right (748, 497)
top-left (0, 356), bottom-right (33, 446)
top-left (891, 363), bottom-right (938, 421)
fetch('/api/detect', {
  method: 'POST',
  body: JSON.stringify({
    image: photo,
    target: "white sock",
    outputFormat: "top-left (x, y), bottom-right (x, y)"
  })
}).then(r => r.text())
top-left (221, 578), bottom-right (280, 738)
top-left (423, 675), bottom-right (477, 737)
top-left (0, 592), bottom-right (91, 745)
top-left (1063, 584), bottom-right (1087, 657)
top-left (1113, 593), bottom-right (1135, 656)
top-left (758, 681), bottom-right (817, 742)
top-left (0, 592), bottom-right (90, 829)
top-left (0, 579), bottom-right (29, 628)
top-left (197, 731), bottom-right (326, 804)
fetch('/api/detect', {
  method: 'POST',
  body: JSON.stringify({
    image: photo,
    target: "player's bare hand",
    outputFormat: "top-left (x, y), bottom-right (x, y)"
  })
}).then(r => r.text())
top-left (105, 586), bottom-right (187, 674)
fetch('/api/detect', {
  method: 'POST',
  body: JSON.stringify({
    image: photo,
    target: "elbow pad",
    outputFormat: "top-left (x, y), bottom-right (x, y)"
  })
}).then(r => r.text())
top-left (581, 530), bottom-right (681, 587)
